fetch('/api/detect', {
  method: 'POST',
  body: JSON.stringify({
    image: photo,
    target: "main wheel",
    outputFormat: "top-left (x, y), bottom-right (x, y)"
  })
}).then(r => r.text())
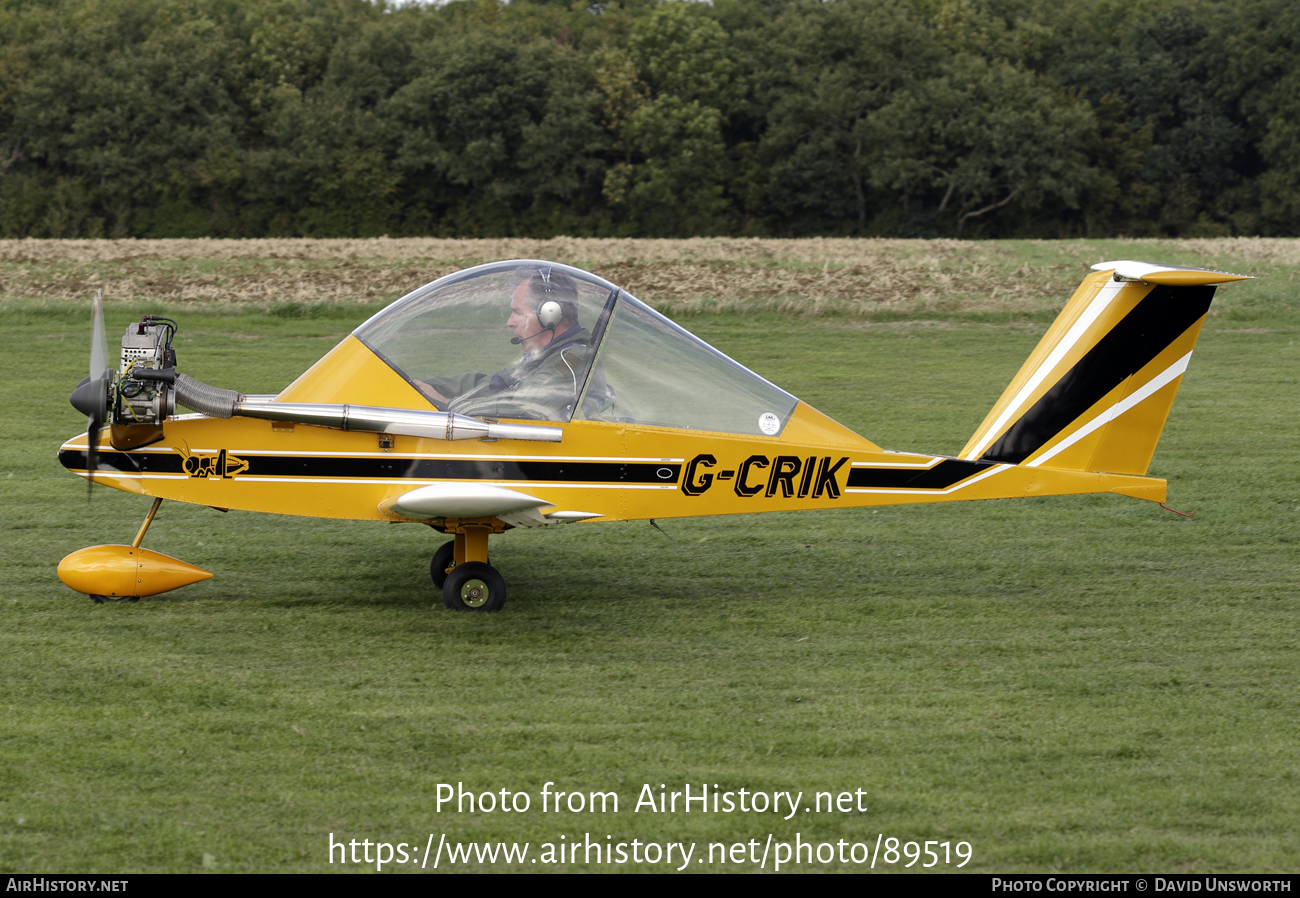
top-left (443, 561), bottom-right (506, 612)
top-left (431, 541), bottom-right (491, 589)
top-left (430, 541), bottom-right (455, 588)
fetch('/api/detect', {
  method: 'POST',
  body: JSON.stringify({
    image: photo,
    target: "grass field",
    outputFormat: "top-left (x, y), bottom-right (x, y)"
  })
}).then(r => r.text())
top-left (1, 239), bottom-right (1297, 873)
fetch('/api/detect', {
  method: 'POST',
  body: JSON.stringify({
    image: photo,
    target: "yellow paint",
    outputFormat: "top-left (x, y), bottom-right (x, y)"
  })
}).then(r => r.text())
top-left (57, 545), bottom-right (212, 597)
top-left (455, 526), bottom-right (491, 564)
top-left (1009, 310), bottom-right (1207, 475)
top-left (60, 408), bottom-right (1168, 526)
top-left (276, 335), bottom-right (429, 407)
top-left (1137, 270), bottom-right (1251, 286)
top-left (961, 274), bottom-right (1157, 459)
top-left (132, 497), bottom-right (163, 548)
top-left (778, 402), bottom-right (879, 450)
top-left (1086, 377), bottom-right (1183, 476)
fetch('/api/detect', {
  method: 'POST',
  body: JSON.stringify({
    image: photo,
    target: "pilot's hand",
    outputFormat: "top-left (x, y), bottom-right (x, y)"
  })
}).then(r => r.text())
top-left (416, 380), bottom-right (448, 404)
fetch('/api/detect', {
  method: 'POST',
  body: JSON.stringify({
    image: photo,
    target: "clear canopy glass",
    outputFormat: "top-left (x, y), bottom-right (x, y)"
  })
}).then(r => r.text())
top-left (354, 260), bottom-right (798, 436)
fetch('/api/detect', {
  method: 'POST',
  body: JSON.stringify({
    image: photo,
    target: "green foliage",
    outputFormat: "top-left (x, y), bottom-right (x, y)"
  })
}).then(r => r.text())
top-left (387, 27), bottom-right (607, 235)
top-left (1, 0), bottom-right (1299, 236)
top-left (1204, 0), bottom-right (1300, 235)
top-left (1053, 3), bottom-right (1247, 236)
top-left (758, 0), bottom-right (946, 232)
top-left (869, 55), bottom-right (1095, 233)
top-left (594, 3), bottom-right (738, 234)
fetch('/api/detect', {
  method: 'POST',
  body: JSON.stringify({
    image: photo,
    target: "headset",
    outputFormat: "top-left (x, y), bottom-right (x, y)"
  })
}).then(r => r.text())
top-left (509, 301), bottom-right (563, 345)
top-left (510, 267), bottom-right (567, 344)
top-left (537, 299), bottom-right (564, 329)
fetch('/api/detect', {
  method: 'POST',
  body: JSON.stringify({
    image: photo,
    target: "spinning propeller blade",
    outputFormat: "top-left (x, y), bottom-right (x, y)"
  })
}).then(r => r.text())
top-left (69, 291), bottom-right (111, 495)
top-left (90, 288), bottom-right (107, 380)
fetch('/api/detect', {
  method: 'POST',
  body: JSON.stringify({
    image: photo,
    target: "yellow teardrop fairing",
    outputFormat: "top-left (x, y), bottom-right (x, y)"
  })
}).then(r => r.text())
top-left (57, 545), bottom-right (213, 598)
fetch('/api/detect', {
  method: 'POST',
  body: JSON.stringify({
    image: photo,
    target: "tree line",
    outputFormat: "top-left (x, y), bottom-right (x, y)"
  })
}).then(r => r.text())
top-left (1, 0), bottom-right (1297, 239)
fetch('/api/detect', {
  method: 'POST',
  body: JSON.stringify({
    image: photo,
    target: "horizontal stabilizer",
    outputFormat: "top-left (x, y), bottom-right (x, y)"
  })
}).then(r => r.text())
top-left (1091, 261), bottom-right (1251, 286)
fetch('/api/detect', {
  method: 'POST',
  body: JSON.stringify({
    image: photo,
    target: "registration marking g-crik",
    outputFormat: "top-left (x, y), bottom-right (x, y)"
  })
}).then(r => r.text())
top-left (681, 453), bottom-right (849, 499)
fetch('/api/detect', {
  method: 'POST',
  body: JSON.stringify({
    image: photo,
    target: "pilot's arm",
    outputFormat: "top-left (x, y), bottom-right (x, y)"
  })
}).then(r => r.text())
top-left (416, 372), bottom-right (490, 408)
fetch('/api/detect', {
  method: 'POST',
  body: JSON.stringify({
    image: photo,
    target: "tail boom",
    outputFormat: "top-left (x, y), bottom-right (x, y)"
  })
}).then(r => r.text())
top-left (840, 454), bottom-right (1167, 508)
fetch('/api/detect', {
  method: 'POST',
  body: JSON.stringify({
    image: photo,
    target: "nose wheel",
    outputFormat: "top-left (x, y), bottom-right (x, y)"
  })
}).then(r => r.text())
top-left (89, 594), bottom-right (139, 604)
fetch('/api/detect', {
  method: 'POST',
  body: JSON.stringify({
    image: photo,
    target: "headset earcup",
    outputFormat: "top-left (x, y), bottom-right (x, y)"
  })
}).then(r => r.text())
top-left (538, 300), bottom-right (563, 329)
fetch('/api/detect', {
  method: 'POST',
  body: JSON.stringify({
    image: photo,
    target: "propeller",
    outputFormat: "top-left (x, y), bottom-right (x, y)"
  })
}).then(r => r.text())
top-left (69, 290), bottom-right (111, 495)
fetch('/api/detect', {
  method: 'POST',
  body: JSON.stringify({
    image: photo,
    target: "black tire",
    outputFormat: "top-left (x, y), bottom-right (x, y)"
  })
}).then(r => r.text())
top-left (431, 541), bottom-right (490, 589)
top-left (430, 541), bottom-right (455, 588)
top-left (443, 561), bottom-right (506, 612)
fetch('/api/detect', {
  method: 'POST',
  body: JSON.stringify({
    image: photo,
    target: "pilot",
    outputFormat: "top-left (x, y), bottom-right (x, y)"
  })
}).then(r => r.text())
top-left (417, 267), bottom-right (610, 421)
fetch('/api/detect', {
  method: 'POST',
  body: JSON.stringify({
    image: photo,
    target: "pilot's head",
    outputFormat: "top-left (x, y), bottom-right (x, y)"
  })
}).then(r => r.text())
top-left (508, 267), bottom-right (579, 351)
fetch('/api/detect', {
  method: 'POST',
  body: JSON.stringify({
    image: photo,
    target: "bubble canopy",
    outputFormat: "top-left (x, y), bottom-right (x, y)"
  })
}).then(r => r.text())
top-left (354, 260), bottom-right (798, 436)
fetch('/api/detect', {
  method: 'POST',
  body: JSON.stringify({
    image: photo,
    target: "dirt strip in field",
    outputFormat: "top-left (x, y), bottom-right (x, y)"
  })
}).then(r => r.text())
top-left (1, 237), bottom-right (1290, 315)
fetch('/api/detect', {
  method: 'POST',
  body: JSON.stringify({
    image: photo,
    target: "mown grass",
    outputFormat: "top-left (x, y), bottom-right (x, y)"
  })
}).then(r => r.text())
top-left (0, 241), bottom-right (1297, 873)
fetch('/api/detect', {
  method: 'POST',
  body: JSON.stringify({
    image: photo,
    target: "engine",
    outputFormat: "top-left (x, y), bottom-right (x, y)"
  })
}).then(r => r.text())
top-left (112, 316), bottom-right (178, 426)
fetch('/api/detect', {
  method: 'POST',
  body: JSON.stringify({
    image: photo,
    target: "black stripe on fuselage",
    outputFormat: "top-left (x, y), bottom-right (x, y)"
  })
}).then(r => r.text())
top-left (58, 448), bottom-right (680, 485)
top-left (981, 283), bottom-right (1214, 465)
top-left (846, 458), bottom-right (996, 490)
top-left (59, 448), bottom-right (171, 475)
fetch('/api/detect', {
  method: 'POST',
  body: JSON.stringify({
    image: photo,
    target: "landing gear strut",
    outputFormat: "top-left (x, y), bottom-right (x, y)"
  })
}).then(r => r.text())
top-left (88, 497), bottom-right (159, 603)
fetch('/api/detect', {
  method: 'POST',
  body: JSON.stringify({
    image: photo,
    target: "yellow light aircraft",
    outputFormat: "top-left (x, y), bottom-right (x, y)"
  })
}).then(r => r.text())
top-left (58, 259), bottom-right (1249, 611)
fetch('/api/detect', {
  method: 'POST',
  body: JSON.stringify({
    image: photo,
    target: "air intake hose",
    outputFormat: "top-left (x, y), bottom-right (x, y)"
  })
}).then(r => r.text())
top-left (174, 374), bottom-right (241, 419)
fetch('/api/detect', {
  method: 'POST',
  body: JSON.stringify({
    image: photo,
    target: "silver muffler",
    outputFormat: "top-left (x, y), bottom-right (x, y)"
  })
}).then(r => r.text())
top-left (174, 374), bottom-right (561, 443)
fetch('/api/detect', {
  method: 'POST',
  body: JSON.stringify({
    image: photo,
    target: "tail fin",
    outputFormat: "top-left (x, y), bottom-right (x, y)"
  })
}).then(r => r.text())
top-left (959, 261), bottom-right (1250, 476)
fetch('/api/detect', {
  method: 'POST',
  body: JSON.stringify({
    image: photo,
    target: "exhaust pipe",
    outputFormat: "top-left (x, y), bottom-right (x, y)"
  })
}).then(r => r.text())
top-left (173, 373), bottom-right (561, 443)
